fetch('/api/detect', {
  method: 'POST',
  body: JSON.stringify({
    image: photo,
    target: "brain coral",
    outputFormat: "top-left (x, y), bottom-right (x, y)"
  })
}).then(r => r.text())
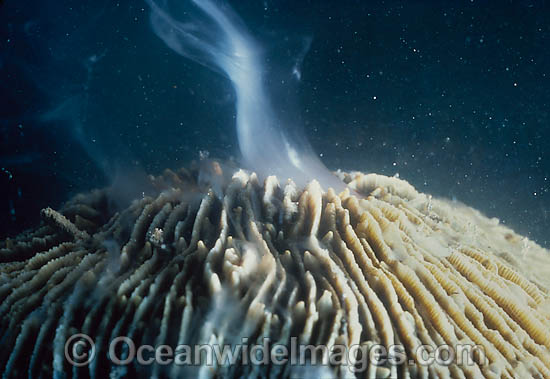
top-left (1, 166), bottom-right (549, 378)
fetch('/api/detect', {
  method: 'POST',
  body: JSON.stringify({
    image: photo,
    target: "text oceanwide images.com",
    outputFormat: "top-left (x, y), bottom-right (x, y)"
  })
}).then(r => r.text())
top-left (65, 334), bottom-right (487, 371)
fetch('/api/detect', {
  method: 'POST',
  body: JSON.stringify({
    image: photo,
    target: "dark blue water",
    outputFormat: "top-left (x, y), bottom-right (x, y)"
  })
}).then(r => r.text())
top-left (1, 0), bottom-right (549, 248)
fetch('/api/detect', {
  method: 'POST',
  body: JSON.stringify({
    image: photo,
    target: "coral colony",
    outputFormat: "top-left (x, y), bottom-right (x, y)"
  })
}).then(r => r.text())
top-left (1, 1), bottom-right (549, 378)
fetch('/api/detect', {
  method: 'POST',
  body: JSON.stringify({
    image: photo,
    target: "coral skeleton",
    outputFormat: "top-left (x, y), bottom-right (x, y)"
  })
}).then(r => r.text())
top-left (1, 167), bottom-right (549, 378)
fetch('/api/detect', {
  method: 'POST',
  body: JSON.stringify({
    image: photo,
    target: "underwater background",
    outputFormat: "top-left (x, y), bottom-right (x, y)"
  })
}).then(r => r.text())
top-left (1, 0), bottom-right (549, 248)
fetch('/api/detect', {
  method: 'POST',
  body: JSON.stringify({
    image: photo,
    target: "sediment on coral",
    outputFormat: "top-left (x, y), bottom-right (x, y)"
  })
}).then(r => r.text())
top-left (1, 166), bottom-right (549, 378)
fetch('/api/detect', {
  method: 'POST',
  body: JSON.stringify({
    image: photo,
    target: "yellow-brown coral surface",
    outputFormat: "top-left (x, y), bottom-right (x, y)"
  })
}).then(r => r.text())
top-left (1, 168), bottom-right (549, 378)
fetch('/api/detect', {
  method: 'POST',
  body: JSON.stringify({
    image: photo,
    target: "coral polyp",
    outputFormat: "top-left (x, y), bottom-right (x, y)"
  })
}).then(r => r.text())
top-left (1, 167), bottom-right (549, 378)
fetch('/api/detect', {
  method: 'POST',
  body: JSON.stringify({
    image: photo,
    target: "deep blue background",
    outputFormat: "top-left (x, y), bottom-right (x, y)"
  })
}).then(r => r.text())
top-left (1, 0), bottom-right (549, 248)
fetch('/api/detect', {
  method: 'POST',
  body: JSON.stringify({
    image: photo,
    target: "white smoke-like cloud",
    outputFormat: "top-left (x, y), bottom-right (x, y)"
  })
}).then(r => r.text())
top-left (145, 0), bottom-right (344, 190)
